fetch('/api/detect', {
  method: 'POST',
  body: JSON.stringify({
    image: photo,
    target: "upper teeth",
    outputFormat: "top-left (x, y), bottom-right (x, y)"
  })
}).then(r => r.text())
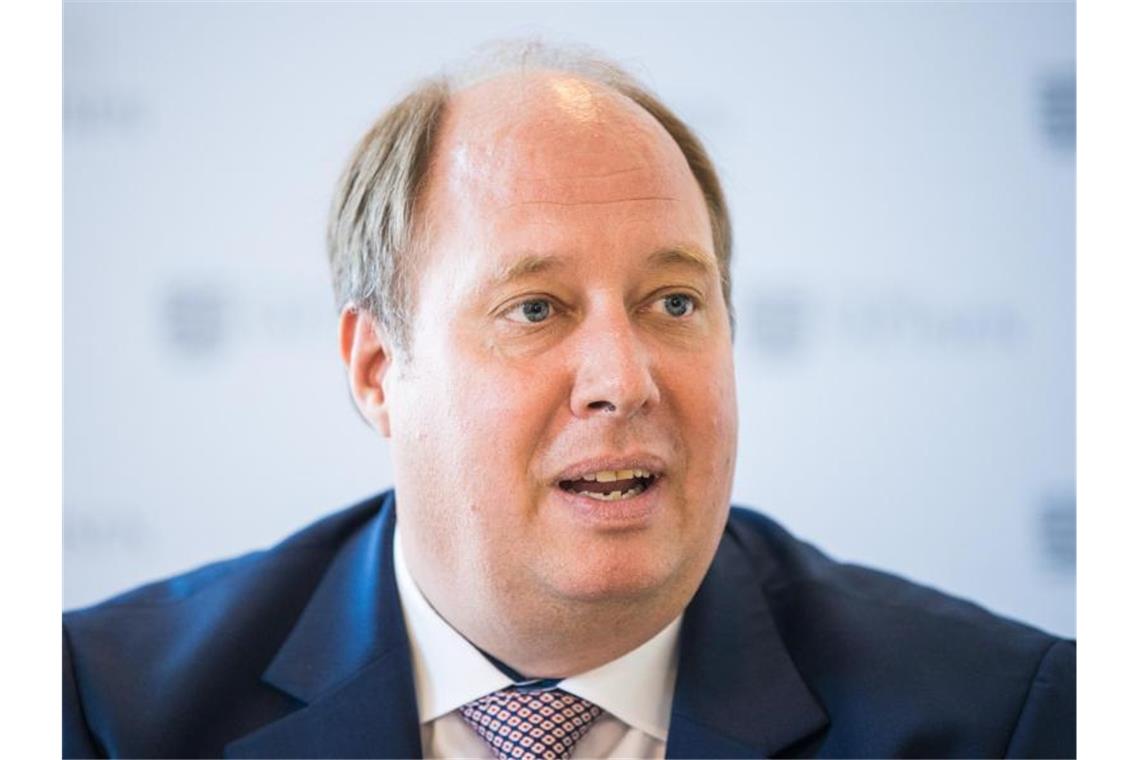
top-left (582, 469), bottom-right (652, 482)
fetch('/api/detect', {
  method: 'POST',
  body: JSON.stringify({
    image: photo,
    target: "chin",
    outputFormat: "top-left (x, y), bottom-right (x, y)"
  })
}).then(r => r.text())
top-left (536, 537), bottom-right (692, 605)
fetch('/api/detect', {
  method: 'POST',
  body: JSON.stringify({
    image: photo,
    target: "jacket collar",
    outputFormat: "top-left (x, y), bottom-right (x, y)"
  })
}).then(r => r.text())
top-left (225, 491), bottom-right (423, 758)
top-left (665, 514), bottom-right (829, 758)
top-left (225, 497), bottom-right (827, 758)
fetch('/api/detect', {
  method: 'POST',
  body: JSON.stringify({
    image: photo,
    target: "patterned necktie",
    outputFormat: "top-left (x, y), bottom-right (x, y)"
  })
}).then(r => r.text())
top-left (460, 686), bottom-right (604, 760)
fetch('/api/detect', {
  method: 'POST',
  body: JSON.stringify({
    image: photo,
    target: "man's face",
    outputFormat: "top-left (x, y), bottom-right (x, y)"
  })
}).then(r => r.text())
top-left (384, 75), bottom-right (737, 625)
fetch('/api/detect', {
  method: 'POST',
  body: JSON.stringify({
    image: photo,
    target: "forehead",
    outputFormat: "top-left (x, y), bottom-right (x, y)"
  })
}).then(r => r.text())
top-left (418, 72), bottom-right (713, 274)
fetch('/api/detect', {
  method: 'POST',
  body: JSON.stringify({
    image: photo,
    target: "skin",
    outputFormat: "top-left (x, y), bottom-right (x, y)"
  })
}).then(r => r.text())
top-left (340, 72), bottom-right (738, 677)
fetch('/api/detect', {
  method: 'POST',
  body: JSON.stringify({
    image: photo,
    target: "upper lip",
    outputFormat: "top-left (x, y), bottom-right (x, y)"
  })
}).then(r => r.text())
top-left (552, 454), bottom-right (668, 484)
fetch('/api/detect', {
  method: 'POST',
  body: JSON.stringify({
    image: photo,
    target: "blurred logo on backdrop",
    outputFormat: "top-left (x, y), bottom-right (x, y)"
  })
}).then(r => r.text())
top-left (1038, 489), bottom-right (1075, 576)
top-left (753, 291), bottom-right (810, 357)
top-left (838, 293), bottom-right (1025, 352)
top-left (747, 289), bottom-right (1026, 360)
top-left (159, 278), bottom-right (333, 361)
top-left (64, 89), bottom-right (151, 136)
top-left (1038, 68), bottom-right (1075, 154)
top-left (64, 504), bottom-right (152, 556)
top-left (162, 281), bottom-right (230, 358)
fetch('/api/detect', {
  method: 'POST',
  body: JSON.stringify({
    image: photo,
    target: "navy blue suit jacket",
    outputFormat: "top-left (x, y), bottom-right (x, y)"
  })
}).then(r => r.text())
top-left (63, 491), bottom-right (1075, 758)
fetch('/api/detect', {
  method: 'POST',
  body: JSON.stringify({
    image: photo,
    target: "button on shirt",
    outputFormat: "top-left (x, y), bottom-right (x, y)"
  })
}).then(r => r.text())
top-left (393, 526), bottom-right (681, 759)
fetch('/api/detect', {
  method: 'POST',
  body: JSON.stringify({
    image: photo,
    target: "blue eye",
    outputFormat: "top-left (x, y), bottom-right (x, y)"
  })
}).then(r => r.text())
top-left (506, 299), bottom-right (553, 324)
top-left (661, 293), bottom-right (695, 317)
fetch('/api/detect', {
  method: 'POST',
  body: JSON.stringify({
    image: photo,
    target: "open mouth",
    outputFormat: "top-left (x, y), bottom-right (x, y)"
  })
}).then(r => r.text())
top-left (558, 469), bottom-right (659, 501)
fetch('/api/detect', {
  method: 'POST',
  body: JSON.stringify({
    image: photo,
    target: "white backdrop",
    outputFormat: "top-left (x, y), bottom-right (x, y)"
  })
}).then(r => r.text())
top-left (63, 1), bottom-right (1075, 637)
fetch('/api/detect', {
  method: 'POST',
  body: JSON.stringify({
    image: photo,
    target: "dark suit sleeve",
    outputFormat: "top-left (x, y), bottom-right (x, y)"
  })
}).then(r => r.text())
top-left (1004, 639), bottom-right (1076, 759)
top-left (63, 623), bottom-right (104, 759)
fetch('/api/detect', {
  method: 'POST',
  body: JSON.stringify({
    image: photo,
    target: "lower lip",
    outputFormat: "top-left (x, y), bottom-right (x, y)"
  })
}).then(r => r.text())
top-left (551, 477), bottom-right (664, 529)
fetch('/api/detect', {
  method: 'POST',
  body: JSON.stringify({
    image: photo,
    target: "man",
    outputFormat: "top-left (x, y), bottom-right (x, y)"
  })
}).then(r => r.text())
top-left (64, 45), bottom-right (1075, 758)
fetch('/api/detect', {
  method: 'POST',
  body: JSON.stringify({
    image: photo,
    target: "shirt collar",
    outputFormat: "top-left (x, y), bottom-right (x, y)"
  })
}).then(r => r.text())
top-left (393, 524), bottom-right (681, 740)
top-left (559, 612), bottom-right (680, 740)
top-left (393, 526), bottom-right (512, 722)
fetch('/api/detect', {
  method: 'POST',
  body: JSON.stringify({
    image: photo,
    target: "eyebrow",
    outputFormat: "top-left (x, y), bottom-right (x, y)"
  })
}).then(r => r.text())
top-left (644, 246), bottom-right (718, 278)
top-left (488, 244), bottom-right (717, 289)
top-left (489, 254), bottom-right (570, 289)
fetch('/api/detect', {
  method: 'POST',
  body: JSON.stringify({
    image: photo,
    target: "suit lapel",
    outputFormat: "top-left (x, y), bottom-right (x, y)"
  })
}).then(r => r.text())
top-left (226, 493), bottom-right (423, 759)
top-left (666, 514), bottom-right (829, 758)
top-left (224, 499), bottom-right (825, 758)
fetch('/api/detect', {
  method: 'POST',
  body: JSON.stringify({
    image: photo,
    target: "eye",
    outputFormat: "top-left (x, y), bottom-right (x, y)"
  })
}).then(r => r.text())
top-left (504, 298), bottom-right (554, 324)
top-left (659, 293), bottom-right (695, 318)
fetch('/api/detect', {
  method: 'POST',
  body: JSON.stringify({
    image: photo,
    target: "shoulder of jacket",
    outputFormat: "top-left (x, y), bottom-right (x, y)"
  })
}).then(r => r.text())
top-left (724, 504), bottom-right (1065, 651)
top-left (64, 490), bottom-right (390, 618)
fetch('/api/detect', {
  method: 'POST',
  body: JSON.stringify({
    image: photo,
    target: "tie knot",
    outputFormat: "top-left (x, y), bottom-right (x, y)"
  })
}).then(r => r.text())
top-left (460, 687), bottom-right (603, 760)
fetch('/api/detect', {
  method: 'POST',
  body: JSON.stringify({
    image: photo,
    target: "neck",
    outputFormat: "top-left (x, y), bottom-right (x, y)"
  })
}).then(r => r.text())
top-left (468, 592), bottom-right (685, 678)
top-left (402, 542), bottom-right (695, 678)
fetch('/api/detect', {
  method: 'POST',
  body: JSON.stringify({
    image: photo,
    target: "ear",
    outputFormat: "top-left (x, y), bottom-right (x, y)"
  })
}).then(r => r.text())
top-left (339, 305), bottom-right (396, 438)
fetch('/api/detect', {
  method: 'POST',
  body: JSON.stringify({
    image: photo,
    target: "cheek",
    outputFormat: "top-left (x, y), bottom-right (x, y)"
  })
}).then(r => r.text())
top-left (437, 345), bottom-right (567, 488)
top-left (672, 352), bottom-right (738, 485)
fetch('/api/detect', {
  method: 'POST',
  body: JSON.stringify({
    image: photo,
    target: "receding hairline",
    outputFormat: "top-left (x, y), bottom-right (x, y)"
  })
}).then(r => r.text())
top-left (429, 68), bottom-right (706, 182)
top-left (406, 69), bottom-right (715, 287)
top-left (442, 67), bottom-right (660, 123)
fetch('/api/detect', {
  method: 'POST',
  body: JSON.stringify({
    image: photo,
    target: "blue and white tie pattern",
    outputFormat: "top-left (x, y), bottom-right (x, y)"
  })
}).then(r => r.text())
top-left (460, 687), bottom-right (603, 760)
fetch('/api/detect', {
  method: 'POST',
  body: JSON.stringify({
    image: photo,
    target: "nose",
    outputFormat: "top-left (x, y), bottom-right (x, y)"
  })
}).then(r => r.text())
top-left (569, 308), bottom-right (661, 420)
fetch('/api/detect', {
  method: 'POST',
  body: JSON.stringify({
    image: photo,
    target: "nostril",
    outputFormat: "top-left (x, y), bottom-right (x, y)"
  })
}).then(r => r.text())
top-left (588, 401), bottom-right (617, 413)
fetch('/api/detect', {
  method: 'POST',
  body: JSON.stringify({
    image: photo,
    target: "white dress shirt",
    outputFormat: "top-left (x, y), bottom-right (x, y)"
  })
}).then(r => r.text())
top-left (393, 526), bottom-right (681, 758)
